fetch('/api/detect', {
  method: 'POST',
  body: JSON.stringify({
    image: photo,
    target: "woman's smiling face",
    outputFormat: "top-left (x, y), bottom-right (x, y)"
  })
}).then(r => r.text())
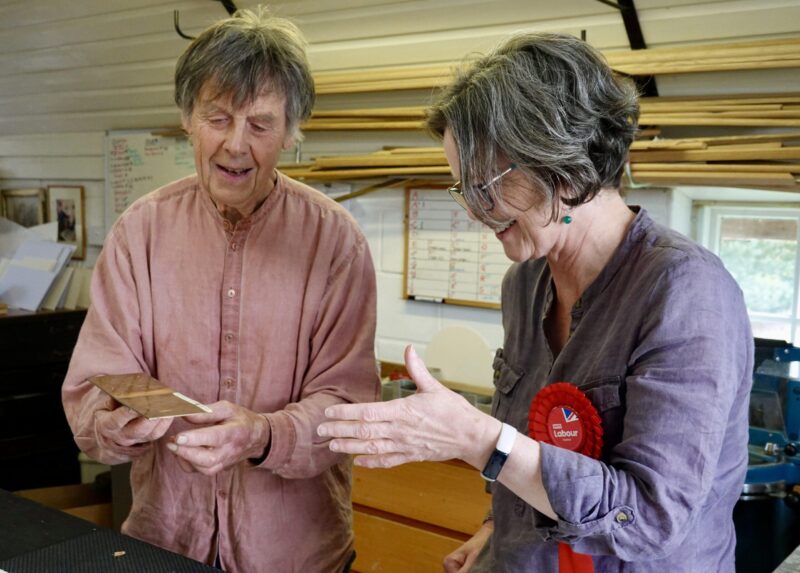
top-left (443, 129), bottom-right (560, 263)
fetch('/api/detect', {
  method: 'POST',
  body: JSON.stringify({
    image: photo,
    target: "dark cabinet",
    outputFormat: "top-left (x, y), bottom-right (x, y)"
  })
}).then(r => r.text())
top-left (0, 309), bottom-right (86, 490)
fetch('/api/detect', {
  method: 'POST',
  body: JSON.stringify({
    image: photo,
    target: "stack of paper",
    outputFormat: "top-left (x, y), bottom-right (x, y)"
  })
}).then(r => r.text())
top-left (59, 264), bottom-right (93, 311)
top-left (0, 239), bottom-right (77, 311)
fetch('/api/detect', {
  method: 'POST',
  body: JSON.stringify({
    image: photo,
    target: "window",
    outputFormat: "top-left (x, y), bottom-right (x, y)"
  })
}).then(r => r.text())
top-left (696, 205), bottom-right (800, 343)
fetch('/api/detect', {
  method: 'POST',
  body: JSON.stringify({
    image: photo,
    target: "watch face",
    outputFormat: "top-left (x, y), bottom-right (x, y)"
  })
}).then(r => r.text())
top-left (481, 450), bottom-right (509, 481)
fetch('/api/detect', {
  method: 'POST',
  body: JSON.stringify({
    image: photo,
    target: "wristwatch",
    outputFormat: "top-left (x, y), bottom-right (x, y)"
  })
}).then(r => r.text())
top-left (480, 422), bottom-right (517, 482)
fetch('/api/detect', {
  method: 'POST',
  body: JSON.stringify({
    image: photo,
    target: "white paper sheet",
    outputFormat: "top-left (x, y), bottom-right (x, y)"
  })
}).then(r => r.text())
top-left (0, 218), bottom-right (58, 257)
top-left (0, 264), bottom-right (57, 311)
top-left (0, 234), bottom-right (78, 311)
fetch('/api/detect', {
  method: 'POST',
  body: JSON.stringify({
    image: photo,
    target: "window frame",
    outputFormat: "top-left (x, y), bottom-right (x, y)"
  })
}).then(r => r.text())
top-left (695, 203), bottom-right (800, 343)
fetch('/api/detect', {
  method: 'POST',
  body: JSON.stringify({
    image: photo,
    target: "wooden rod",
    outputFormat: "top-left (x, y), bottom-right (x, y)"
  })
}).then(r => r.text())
top-left (303, 120), bottom-right (426, 130)
top-left (606, 41), bottom-right (800, 65)
top-left (314, 64), bottom-right (454, 86)
top-left (639, 104), bottom-right (786, 112)
top-left (606, 37), bottom-right (800, 57)
top-left (630, 140), bottom-right (708, 150)
top-left (612, 58), bottom-right (800, 76)
top-left (313, 155), bottom-right (447, 169)
top-left (382, 146), bottom-right (444, 154)
top-left (632, 171), bottom-right (797, 187)
top-left (640, 93), bottom-right (800, 104)
top-left (629, 147), bottom-right (800, 162)
top-left (312, 106), bottom-right (426, 118)
top-left (316, 77), bottom-right (447, 95)
top-left (307, 38), bottom-right (800, 98)
top-left (632, 163), bottom-right (800, 173)
top-left (649, 110), bottom-right (800, 119)
top-left (638, 115), bottom-right (800, 127)
top-left (672, 132), bottom-right (800, 145)
top-left (333, 178), bottom-right (409, 203)
top-left (281, 166), bottom-right (453, 180)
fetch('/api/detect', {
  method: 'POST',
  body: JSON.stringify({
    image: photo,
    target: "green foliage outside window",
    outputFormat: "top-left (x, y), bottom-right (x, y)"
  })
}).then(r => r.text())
top-left (720, 238), bottom-right (796, 315)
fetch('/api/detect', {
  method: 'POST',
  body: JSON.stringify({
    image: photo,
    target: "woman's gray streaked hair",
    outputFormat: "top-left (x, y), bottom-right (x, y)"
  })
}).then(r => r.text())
top-left (427, 33), bottom-right (639, 225)
top-left (174, 6), bottom-right (315, 140)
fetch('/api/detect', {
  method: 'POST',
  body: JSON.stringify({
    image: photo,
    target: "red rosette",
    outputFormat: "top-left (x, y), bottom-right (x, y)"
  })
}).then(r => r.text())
top-left (528, 382), bottom-right (603, 460)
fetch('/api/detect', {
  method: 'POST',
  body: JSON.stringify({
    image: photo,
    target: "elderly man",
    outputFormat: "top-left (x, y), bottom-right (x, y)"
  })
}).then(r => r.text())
top-left (62, 8), bottom-right (378, 573)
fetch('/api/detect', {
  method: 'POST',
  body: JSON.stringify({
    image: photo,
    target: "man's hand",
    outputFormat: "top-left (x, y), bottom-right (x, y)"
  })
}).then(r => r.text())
top-left (95, 406), bottom-right (174, 455)
top-left (166, 401), bottom-right (270, 475)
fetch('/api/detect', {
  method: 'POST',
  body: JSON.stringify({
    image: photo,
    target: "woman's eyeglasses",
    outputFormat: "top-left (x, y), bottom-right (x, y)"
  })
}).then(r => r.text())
top-left (448, 163), bottom-right (517, 212)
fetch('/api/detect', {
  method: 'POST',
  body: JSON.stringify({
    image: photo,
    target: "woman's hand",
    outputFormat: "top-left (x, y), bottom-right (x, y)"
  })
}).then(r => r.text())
top-left (317, 345), bottom-right (501, 469)
top-left (443, 521), bottom-right (493, 573)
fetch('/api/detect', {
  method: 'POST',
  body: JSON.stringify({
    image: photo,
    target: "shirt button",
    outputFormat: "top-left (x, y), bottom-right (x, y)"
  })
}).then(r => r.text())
top-left (227, 288), bottom-right (236, 298)
top-left (230, 243), bottom-right (238, 251)
top-left (615, 512), bottom-right (629, 523)
top-left (218, 490), bottom-right (227, 499)
top-left (224, 378), bottom-right (235, 388)
top-left (224, 333), bottom-right (234, 343)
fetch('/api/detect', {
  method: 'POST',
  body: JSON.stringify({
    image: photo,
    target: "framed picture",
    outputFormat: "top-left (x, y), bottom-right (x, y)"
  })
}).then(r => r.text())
top-left (1, 188), bottom-right (46, 228)
top-left (47, 185), bottom-right (86, 260)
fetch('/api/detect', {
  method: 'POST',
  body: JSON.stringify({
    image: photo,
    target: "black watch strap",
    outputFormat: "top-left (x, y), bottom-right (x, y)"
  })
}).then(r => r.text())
top-left (480, 423), bottom-right (517, 482)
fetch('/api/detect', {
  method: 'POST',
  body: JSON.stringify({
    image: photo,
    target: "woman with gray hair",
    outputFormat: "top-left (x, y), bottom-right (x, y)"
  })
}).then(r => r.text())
top-left (319, 33), bottom-right (752, 572)
top-left (63, 7), bottom-right (377, 573)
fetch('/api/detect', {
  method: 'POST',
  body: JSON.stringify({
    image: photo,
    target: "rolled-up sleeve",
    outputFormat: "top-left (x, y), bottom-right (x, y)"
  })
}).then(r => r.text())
top-left (535, 257), bottom-right (751, 560)
top-left (257, 232), bottom-right (380, 478)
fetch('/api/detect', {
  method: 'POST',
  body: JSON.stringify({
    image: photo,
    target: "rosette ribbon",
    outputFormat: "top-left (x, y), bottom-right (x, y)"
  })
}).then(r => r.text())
top-left (529, 382), bottom-right (604, 573)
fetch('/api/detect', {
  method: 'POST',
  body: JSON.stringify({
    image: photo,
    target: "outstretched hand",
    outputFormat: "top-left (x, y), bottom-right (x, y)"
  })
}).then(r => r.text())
top-left (317, 345), bottom-right (500, 469)
top-left (166, 400), bottom-right (270, 476)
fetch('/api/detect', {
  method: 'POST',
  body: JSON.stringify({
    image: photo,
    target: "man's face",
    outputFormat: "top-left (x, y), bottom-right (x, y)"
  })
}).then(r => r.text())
top-left (182, 82), bottom-right (295, 219)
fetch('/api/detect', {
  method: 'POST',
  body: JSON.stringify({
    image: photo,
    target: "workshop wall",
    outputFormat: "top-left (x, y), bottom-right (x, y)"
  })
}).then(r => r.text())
top-left (1, 0), bottom-right (799, 382)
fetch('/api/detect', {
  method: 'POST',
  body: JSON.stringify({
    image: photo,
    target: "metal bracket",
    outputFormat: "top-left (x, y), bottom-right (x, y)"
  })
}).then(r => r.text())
top-left (175, 0), bottom-right (238, 41)
top-left (595, 0), bottom-right (658, 97)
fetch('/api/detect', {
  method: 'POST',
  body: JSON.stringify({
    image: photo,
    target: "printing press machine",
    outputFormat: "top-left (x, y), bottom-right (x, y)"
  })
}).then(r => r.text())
top-left (735, 338), bottom-right (800, 573)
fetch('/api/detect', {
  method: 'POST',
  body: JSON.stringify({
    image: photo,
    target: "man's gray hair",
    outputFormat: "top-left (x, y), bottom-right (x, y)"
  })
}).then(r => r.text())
top-left (174, 6), bottom-right (315, 140)
top-left (427, 33), bottom-right (639, 225)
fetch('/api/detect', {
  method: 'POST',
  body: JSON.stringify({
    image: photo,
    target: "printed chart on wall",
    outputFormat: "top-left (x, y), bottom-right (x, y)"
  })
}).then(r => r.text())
top-left (405, 187), bottom-right (512, 309)
top-left (104, 130), bottom-right (195, 232)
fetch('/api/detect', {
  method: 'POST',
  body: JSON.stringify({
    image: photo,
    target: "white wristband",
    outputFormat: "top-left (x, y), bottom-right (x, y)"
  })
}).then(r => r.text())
top-left (480, 423), bottom-right (517, 482)
top-left (496, 422), bottom-right (517, 454)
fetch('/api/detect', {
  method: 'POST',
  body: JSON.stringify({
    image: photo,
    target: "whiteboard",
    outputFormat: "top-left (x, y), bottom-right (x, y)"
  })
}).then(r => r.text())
top-left (405, 188), bottom-right (512, 309)
top-left (105, 130), bottom-right (195, 232)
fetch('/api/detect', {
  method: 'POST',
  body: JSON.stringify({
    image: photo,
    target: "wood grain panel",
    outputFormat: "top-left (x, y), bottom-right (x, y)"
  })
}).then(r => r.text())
top-left (352, 461), bottom-right (490, 535)
top-left (352, 507), bottom-right (465, 573)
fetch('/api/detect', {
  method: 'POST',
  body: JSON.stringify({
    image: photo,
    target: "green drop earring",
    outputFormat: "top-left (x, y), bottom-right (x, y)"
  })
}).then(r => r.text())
top-left (562, 215), bottom-right (573, 224)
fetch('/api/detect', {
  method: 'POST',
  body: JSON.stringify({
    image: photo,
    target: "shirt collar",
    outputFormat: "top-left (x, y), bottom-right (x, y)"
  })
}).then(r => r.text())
top-left (196, 170), bottom-right (285, 231)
